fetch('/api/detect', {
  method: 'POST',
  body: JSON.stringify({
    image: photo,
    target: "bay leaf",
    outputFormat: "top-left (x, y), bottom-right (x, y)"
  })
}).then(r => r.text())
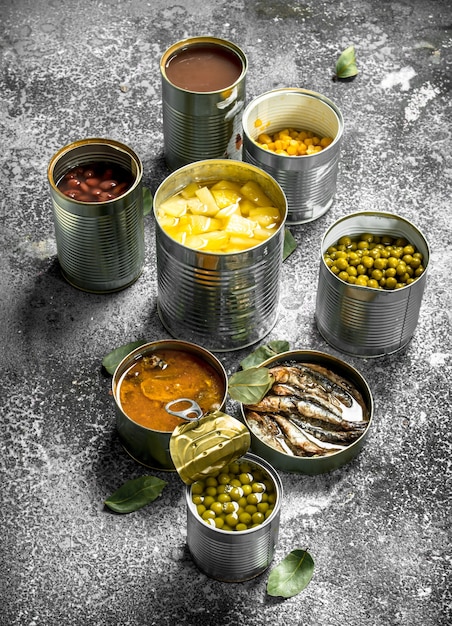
top-left (335, 45), bottom-right (358, 79)
top-left (283, 228), bottom-right (297, 261)
top-left (105, 475), bottom-right (167, 513)
top-left (102, 340), bottom-right (148, 375)
top-left (240, 340), bottom-right (290, 370)
top-left (228, 366), bottom-right (274, 404)
top-left (267, 549), bottom-right (315, 598)
top-left (143, 186), bottom-right (153, 216)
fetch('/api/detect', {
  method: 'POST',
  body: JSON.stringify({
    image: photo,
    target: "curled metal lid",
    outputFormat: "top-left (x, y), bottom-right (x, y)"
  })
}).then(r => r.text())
top-left (169, 410), bottom-right (251, 485)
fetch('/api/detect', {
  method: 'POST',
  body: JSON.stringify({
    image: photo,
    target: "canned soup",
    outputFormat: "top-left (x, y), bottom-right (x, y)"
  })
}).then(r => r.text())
top-left (117, 349), bottom-right (224, 431)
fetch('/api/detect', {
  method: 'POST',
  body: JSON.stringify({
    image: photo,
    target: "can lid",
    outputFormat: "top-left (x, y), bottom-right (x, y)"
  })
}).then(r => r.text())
top-left (169, 410), bottom-right (251, 485)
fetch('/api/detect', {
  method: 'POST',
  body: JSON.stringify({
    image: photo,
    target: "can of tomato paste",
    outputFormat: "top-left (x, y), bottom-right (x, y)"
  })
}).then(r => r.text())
top-left (315, 211), bottom-right (430, 357)
top-left (153, 159), bottom-right (287, 352)
top-left (47, 138), bottom-right (144, 293)
top-left (242, 88), bottom-right (344, 224)
top-left (160, 37), bottom-right (247, 170)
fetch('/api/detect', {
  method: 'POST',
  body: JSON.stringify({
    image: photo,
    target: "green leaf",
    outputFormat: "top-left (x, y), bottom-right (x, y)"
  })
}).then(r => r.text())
top-left (240, 340), bottom-right (290, 370)
top-left (228, 366), bottom-right (274, 404)
top-left (143, 186), bottom-right (153, 216)
top-left (335, 45), bottom-right (358, 79)
top-left (267, 549), bottom-right (315, 598)
top-left (102, 340), bottom-right (148, 375)
top-left (283, 228), bottom-right (297, 261)
top-left (104, 476), bottom-right (167, 513)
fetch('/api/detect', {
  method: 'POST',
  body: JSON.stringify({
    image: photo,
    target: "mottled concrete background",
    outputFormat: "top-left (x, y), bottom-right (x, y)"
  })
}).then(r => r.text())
top-left (1, 1), bottom-right (451, 625)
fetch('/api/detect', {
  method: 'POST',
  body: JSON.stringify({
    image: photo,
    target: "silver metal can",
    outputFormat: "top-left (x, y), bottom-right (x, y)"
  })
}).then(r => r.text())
top-left (160, 37), bottom-right (247, 170)
top-left (185, 452), bottom-right (283, 582)
top-left (153, 159), bottom-right (287, 352)
top-left (48, 138), bottom-right (144, 293)
top-left (315, 211), bottom-right (430, 357)
top-left (242, 88), bottom-right (344, 225)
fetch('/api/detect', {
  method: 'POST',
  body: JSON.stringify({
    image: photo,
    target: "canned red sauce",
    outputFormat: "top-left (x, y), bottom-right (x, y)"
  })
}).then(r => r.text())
top-left (57, 161), bottom-right (134, 202)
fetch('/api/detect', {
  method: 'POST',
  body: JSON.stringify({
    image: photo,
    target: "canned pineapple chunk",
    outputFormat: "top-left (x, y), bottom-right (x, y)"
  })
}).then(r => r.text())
top-left (156, 179), bottom-right (283, 253)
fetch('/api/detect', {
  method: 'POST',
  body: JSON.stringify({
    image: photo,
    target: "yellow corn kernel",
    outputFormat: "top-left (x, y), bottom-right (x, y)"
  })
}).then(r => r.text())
top-left (254, 118), bottom-right (263, 128)
top-left (258, 133), bottom-right (273, 145)
top-left (320, 137), bottom-right (334, 148)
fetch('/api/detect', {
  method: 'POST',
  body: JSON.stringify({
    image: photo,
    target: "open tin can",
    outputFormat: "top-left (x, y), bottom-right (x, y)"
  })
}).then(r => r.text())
top-left (153, 159), bottom-right (287, 352)
top-left (47, 138), bottom-right (144, 293)
top-left (170, 416), bottom-right (283, 582)
top-left (160, 37), bottom-right (247, 170)
top-left (242, 88), bottom-right (343, 224)
top-left (315, 212), bottom-right (430, 357)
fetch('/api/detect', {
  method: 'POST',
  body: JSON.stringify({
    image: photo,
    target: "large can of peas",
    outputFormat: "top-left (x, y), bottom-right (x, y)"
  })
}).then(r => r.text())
top-left (47, 138), bottom-right (144, 293)
top-left (160, 37), bottom-right (247, 171)
top-left (315, 211), bottom-right (430, 357)
top-left (242, 88), bottom-right (344, 225)
top-left (170, 417), bottom-right (283, 582)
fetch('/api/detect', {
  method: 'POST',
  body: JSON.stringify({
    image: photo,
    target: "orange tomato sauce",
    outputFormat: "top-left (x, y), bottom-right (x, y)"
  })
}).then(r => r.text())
top-left (118, 349), bottom-right (225, 431)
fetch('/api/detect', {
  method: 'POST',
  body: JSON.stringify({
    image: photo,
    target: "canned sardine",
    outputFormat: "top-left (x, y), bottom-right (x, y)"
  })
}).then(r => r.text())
top-left (315, 212), bottom-right (430, 357)
top-left (47, 138), bottom-right (144, 293)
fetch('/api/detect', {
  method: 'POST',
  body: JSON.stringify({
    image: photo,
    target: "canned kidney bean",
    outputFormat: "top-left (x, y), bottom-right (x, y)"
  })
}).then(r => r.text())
top-left (57, 161), bottom-right (134, 202)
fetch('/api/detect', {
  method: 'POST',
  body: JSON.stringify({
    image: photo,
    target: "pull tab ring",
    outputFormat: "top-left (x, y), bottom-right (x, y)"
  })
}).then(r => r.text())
top-left (165, 398), bottom-right (203, 422)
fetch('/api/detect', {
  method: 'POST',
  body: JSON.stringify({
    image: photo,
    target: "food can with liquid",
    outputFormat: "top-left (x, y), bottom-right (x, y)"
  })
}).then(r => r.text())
top-left (315, 211), bottom-right (430, 357)
top-left (160, 37), bottom-right (247, 170)
top-left (153, 159), bottom-right (287, 352)
top-left (242, 88), bottom-right (344, 225)
top-left (112, 339), bottom-right (228, 470)
top-left (47, 138), bottom-right (144, 293)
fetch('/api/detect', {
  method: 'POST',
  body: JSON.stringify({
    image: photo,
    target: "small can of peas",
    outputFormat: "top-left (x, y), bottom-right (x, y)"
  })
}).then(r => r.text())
top-left (315, 211), bottom-right (430, 357)
top-left (169, 413), bottom-right (283, 582)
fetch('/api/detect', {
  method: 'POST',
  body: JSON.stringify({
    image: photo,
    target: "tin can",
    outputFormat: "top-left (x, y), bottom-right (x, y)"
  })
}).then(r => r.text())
top-left (112, 340), bottom-right (228, 470)
top-left (48, 138), bottom-right (144, 293)
top-left (153, 159), bottom-right (287, 352)
top-left (315, 212), bottom-right (430, 357)
top-left (242, 88), bottom-right (344, 225)
top-left (185, 452), bottom-right (283, 582)
top-left (160, 37), bottom-right (247, 170)
top-left (241, 350), bottom-right (373, 475)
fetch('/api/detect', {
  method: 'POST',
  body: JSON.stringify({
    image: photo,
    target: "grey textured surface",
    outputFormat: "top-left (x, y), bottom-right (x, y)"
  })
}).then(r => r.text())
top-left (1, 1), bottom-right (451, 625)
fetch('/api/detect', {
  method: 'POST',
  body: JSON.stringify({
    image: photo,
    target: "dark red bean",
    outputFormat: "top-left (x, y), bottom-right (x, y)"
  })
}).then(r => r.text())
top-left (102, 169), bottom-right (113, 180)
top-left (80, 181), bottom-right (91, 193)
top-left (63, 189), bottom-right (81, 199)
top-left (85, 177), bottom-right (101, 187)
top-left (78, 194), bottom-right (93, 202)
top-left (67, 178), bottom-right (81, 188)
top-left (100, 179), bottom-right (118, 190)
top-left (98, 191), bottom-right (114, 201)
top-left (112, 182), bottom-right (128, 196)
top-left (91, 188), bottom-right (102, 196)
top-left (84, 169), bottom-right (96, 178)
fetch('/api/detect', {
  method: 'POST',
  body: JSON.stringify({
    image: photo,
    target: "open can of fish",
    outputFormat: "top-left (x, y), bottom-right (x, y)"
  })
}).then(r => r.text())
top-left (160, 37), bottom-right (247, 170)
top-left (242, 88), bottom-right (344, 224)
top-left (315, 212), bottom-right (430, 357)
top-left (153, 159), bottom-right (287, 352)
top-left (241, 350), bottom-right (373, 475)
top-left (47, 138), bottom-right (144, 293)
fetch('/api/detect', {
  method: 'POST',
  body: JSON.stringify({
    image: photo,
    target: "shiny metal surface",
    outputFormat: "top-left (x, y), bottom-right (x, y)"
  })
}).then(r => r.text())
top-left (315, 212), bottom-right (430, 357)
top-left (185, 453), bottom-right (283, 582)
top-left (153, 159), bottom-right (287, 352)
top-left (112, 340), bottom-right (228, 470)
top-left (242, 88), bottom-right (343, 224)
top-left (47, 138), bottom-right (144, 293)
top-left (160, 37), bottom-right (247, 170)
top-left (241, 350), bottom-right (373, 475)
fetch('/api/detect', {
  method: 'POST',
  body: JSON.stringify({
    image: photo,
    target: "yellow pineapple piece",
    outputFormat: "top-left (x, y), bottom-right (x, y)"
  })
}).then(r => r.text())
top-left (201, 231), bottom-right (230, 250)
top-left (187, 197), bottom-right (212, 215)
top-left (238, 198), bottom-right (255, 217)
top-left (225, 214), bottom-right (257, 236)
top-left (215, 203), bottom-right (241, 219)
top-left (211, 188), bottom-right (241, 209)
top-left (159, 195), bottom-right (187, 217)
top-left (180, 182), bottom-right (201, 199)
top-left (210, 180), bottom-right (243, 194)
top-left (248, 206), bottom-right (281, 227)
top-left (253, 226), bottom-right (278, 240)
top-left (228, 234), bottom-right (258, 250)
top-left (195, 186), bottom-right (220, 216)
top-left (187, 215), bottom-right (222, 234)
top-left (240, 181), bottom-right (273, 207)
